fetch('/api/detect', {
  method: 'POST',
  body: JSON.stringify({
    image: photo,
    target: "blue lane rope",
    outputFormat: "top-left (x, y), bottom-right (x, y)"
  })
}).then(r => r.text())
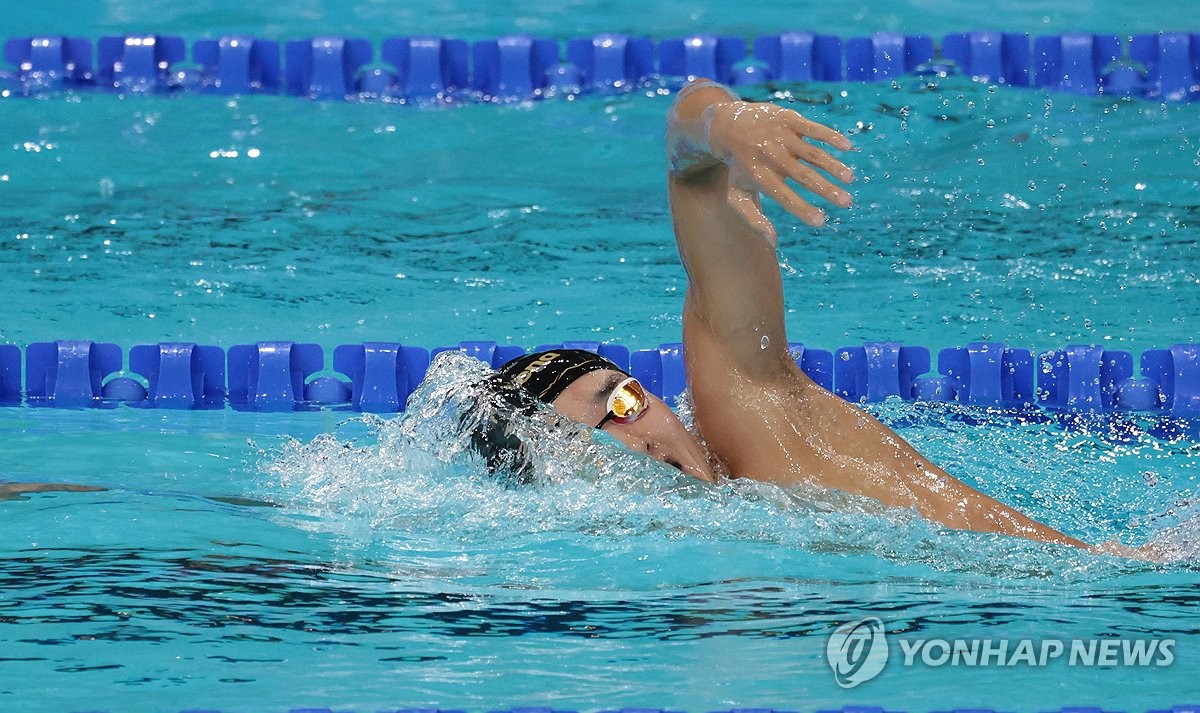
top-left (3, 338), bottom-right (1200, 415)
top-left (2, 31), bottom-right (1198, 102)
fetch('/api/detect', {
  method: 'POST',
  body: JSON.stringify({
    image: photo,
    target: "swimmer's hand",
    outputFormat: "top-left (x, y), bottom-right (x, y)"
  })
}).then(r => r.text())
top-left (1090, 538), bottom-right (1172, 563)
top-left (706, 101), bottom-right (855, 240)
top-left (666, 80), bottom-right (855, 244)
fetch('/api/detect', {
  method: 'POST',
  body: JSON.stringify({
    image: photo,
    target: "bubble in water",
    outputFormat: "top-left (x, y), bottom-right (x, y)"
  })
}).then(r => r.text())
top-left (98, 178), bottom-right (115, 198)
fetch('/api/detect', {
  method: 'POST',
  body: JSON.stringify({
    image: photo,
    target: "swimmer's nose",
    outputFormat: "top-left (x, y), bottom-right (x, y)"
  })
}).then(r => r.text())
top-left (603, 391), bottom-right (717, 482)
top-left (610, 423), bottom-right (714, 482)
top-left (679, 458), bottom-right (717, 483)
top-left (656, 441), bottom-right (716, 483)
top-left (685, 453), bottom-right (717, 483)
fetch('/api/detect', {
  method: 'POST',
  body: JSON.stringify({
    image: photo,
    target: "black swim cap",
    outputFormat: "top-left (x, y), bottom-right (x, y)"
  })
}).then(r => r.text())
top-left (496, 349), bottom-right (627, 404)
top-left (466, 349), bottom-right (627, 483)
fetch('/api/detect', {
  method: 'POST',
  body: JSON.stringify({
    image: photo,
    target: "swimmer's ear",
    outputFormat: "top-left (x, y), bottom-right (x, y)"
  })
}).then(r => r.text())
top-left (468, 411), bottom-right (535, 485)
top-left (464, 382), bottom-right (538, 485)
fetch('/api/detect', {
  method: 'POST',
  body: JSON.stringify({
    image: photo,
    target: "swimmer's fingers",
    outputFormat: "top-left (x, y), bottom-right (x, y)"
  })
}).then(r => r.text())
top-left (751, 164), bottom-right (826, 228)
top-left (725, 183), bottom-right (778, 246)
top-left (784, 111), bottom-right (854, 152)
top-left (779, 131), bottom-right (856, 185)
top-left (1090, 539), bottom-right (1171, 563)
top-left (767, 144), bottom-right (852, 211)
top-left (713, 101), bottom-right (852, 232)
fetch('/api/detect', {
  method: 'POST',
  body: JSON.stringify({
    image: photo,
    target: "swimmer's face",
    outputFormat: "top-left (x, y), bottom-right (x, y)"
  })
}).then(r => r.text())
top-left (551, 369), bottom-right (717, 483)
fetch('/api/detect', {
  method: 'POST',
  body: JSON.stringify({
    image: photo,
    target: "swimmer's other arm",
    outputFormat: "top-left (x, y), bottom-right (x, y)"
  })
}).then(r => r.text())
top-left (664, 80), bottom-right (1097, 551)
top-left (0, 482), bottom-right (106, 502)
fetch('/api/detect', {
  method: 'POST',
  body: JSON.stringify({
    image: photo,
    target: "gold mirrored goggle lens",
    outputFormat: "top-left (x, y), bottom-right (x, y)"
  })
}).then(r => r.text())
top-left (604, 377), bottom-right (647, 424)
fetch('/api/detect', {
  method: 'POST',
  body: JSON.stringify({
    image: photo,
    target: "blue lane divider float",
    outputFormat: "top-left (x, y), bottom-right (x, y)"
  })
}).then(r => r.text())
top-left (333, 342), bottom-right (429, 413)
top-left (379, 36), bottom-right (469, 99)
top-left (3, 31), bottom-right (1198, 102)
top-left (1038, 345), bottom-right (1129, 412)
top-left (129, 342), bottom-right (226, 408)
top-left (1130, 32), bottom-right (1200, 101)
top-left (0, 344), bottom-right (22, 404)
top-left (629, 342), bottom-right (687, 405)
top-left (752, 32), bottom-right (843, 83)
top-left (7, 339), bottom-right (1200, 415)
top-left (192, 36), bottom-right (281, 94)
top-left (284, 37), bottom-right (373, 99)
top-left (2, 36), bottom-right (92, 91)
top-left (940, 31), bottom-right (1031, 86)
top-left (1142, 344), bottom-right (1200, 416)
top-left (844, 32), bottom-right (933, 82)
top-left (471, 35), bottom-right (560, 98)
top-left (657, 35), bottom-right (746, 85)
top-left (1033, 33), bottom-right (1122, 95)
top-left (96, 34), bottom-right (186, 92)
top-left (566, 34), bottom-right (655, 88)
top-left (835, 342), bottom-right (929, 402)
top-left (431, 340), bottom-right (527, 369)
top-left (934, 342), bottom-right (1035, 407)
top-left (25, 340), bottom-right (123, 407)
top-left (227, 341), bottom-right (324, 411)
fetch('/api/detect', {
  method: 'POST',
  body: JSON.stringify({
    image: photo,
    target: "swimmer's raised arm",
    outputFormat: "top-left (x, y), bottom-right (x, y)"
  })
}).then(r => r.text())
top-left (665, 81), bottom-right (1100, 552)
top-left (666, 79), bottom-right (855, 380)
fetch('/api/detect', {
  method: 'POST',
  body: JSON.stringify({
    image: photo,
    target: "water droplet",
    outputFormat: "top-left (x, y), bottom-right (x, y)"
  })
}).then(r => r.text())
top-left (760, 335), bottom-right (770, 350)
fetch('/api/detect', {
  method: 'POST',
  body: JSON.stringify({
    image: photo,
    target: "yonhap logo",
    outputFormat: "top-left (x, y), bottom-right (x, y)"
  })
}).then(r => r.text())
top-left (823, 619), bottom-right (1174, 687)
top-left (826, 617), bottom-right (889, 688)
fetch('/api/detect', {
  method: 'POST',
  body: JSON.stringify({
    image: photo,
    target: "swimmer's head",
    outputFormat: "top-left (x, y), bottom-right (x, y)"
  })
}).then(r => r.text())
top-left (474, 349), bottom-right (716, 482)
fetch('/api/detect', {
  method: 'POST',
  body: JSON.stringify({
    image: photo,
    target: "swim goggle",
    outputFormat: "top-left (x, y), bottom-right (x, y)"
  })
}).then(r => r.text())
top-left (595, 377), bottom-right (649, 429)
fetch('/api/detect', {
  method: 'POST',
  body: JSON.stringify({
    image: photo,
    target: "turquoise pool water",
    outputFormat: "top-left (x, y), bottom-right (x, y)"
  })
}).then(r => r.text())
top-left (3, 1), bottom-right (1200, 712)
top-left (4, 80), bottom-right (1198, 354)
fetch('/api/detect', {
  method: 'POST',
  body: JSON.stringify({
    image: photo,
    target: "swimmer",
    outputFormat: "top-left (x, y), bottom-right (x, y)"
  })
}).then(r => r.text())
top-left (478, 79), bottom-right (1153, 558)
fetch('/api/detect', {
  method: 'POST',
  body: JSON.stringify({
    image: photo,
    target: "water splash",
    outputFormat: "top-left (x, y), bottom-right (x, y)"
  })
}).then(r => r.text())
top-left (259, 354), bottom-right (1198, 581)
